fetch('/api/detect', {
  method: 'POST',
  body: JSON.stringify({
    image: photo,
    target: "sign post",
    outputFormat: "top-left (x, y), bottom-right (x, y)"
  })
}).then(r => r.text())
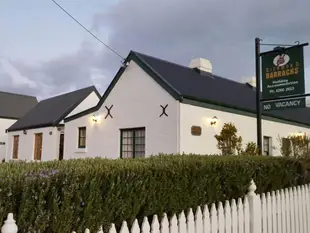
top-left (255, 38), bottom-right (308, 154)
top-left (255, 38), bottom-right (262, 154)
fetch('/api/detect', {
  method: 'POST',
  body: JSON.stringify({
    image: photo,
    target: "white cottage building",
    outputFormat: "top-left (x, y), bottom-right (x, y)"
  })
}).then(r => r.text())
top-left (0, 91), bottom-right (38, 161)
top-left (63, 51), bottom-right (310, 159)
top-left (6, 86), bottom-right (100, 162)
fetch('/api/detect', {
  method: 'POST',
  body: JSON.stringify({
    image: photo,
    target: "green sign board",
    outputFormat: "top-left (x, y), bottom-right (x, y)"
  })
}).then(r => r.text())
top-left (263, 97), bottom-right (306, 111)
top-left (261, 46), bottom-right (305, 99)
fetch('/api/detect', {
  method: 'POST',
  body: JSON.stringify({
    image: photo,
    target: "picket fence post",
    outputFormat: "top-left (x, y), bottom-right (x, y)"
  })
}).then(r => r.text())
top-left (1, 214), bottom-right (18, 233)
top-left (247, 179), bottom-right (262, 233)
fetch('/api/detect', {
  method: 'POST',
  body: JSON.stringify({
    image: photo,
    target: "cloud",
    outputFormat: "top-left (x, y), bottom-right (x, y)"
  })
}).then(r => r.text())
top-left (0, 57), bottom-right (40, 96)
top-left (93, 0), bottom-right (310, 81)
top-left (2, 40), bottom-right (116, 100)
top-left (2, 0), bottom-right (310, 99)
top-left (0, 58), bottom-right (37, 88)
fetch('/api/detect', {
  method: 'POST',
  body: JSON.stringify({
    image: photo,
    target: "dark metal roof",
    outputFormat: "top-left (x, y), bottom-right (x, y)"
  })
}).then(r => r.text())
top-left (64, 50), bottom-right (310, 126)
top-left (134, 51), bottom-right (310, 126)
top-left (0, 91), bottom-right (38, 119)
top-left (7, 86), bottom-right (100, 132)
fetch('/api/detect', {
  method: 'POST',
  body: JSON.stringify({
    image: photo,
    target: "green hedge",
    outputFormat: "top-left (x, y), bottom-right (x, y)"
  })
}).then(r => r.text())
top-left (299, 157), bottom-right (310, 183)
top-left (0, 154), bottom-right (307, 232)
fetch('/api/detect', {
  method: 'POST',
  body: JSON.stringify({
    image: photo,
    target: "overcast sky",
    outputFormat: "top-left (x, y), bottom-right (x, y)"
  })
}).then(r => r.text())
top-left (1, 0), bottom-right (310, 100)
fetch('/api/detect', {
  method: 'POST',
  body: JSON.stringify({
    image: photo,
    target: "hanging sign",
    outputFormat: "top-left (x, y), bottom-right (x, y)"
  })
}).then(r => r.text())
top-left (262, 97), bottom-right (306, 111)
top-left (261, 46), bottom-right (305, 99)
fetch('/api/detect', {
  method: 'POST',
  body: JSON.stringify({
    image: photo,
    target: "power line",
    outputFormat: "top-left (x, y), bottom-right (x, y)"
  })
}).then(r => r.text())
top-left (51, 0), bottom-right (125, 61)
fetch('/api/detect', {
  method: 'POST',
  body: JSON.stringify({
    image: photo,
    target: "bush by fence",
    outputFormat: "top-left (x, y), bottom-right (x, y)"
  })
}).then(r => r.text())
top-left (0, 154), bottom-right (307, 232)
top-left (299, 157), bottom-right (310, 183)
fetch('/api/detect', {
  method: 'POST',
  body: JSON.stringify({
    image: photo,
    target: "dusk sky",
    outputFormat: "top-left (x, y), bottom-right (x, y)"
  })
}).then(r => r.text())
top-left (1, 0), bottom-right (310, 100)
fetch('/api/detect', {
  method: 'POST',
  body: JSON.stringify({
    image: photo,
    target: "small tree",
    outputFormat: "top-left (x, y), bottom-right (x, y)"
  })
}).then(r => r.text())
top-left (243, 141), bottom-right (259, 155)
top-left (214, 122), bottom-right (242, 155)
top-left (278, 136), bottom-right (292, 157)
top-left (279, 134), bottom-right (310, 158)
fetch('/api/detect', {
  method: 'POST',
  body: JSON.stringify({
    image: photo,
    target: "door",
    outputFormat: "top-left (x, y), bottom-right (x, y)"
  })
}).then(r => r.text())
top-left (59, 134), bottom-right (64, 160)
top-left (34, 133), bottom-right (43, 161)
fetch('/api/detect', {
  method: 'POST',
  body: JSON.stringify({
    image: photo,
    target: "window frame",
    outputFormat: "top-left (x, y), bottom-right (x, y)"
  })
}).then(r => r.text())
top-left (12, 135), bottom-right (19, 159)
top-left (120, 127), bottom-right (145, 158)
top-left (78, 127), bottom-right (87, 148)
top-left (263, 136), bottom-right (272, 156)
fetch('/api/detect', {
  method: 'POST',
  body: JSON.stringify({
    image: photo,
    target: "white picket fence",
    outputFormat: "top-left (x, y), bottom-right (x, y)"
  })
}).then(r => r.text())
top-left (1, 180), bottom-right (309, 233)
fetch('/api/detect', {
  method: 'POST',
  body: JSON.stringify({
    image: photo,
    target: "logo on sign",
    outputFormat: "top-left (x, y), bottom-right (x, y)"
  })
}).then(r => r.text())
top-left (273, 53), bottom-right (290, 67)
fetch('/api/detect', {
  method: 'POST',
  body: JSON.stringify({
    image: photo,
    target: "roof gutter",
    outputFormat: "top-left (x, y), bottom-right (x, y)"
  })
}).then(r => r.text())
top-left (64, 105), bottom-right (98, 123)
top-left (7, 123), bottom-right (55, 132)
top-left (181, 95), bottom-right (310, 127)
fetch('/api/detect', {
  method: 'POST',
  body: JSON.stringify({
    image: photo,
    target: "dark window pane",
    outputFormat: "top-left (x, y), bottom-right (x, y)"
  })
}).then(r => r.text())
top-left (78, 127), bottom-right (87, 148)
top-left (138, 130), bottom-right (145, 137)
top-left (135, 138), bottom-right (143, 145)
top-left (135, 145), bottom-right (144, 152)
top-left (128, 137), bottom-right (133, 145)
top-left (121, 128), bottom-right (145, 158)
top-left (135, 151), bottom-right (145, 158)
top-left (122, 138), bottom-right (127, 144)
top-left (263, 136), bottom-right (270, 155)
top-left (124, 151), bottom-right (133, 158)
top-left (127, 144), bottom-right (133, 152)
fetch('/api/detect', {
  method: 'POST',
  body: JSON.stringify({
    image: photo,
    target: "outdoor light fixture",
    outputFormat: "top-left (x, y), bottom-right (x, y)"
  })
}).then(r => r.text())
top-left (290, 132), bottom-right (305, 137)
top-left (210, 116), bottom-right (218, 126)
top-left (92, 113), bottom-right (101, 123)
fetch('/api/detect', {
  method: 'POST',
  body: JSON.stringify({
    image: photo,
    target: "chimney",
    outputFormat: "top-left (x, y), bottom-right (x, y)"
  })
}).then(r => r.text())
top-left (243, 76), bottom-right (256, 88)
top-left (189, 58), bottom-right (212, 75)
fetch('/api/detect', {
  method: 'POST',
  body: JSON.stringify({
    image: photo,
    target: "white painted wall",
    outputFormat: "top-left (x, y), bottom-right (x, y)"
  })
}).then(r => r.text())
top-left (64, 61), bottom-right (310, 159)
top-left (64, 60), bottom-right (179, 159)
top-left (4, 90), bottom-right (99, 161)
top-left (179, 102), bottom-right (310, 156)
top-left (6, 126), bottom-right (64, 161)
top-left (66, 91), bottom-right (100, 118)
top-left (0, 118), bottom-right (16, 161)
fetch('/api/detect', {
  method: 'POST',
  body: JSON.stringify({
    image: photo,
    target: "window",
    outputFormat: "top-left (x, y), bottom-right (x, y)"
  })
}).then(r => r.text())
top-left (120, 127), bottom-right (145, 158)
top-left (12, 135), bottom-right (19, 159)
top-left (263, 136), bottom-right (272, 156)
top-left (78, 127), bottom-right (86, 148)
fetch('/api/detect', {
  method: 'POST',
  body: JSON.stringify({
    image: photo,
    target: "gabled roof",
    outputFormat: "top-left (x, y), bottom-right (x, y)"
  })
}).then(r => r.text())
top-left (64, 50), bottom-right (310, 127)
top-left (0, 91), bottom-right (38, 119)
top-left (7, 86), bottom-right (100, 132)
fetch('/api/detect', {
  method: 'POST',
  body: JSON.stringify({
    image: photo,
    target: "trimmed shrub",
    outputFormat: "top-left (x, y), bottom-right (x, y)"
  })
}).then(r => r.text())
top-left (0, 154), bottom-right (307, 232)
top-left (214, 122), bottom-right (243, 155)
top-left (299, 157), bottom-right (310, 183)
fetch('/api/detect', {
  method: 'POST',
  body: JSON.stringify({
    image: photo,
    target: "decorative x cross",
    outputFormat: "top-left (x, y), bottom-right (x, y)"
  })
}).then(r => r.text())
top-left (105, 105), bottom-right (113, 119)
top-left (160, 104), bottom-right (168, 117)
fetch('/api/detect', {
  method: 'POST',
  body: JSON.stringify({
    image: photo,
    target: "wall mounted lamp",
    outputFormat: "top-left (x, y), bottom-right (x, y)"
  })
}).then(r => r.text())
top-left (92, 113), bottom-right (101, 123)
top-left (290, 132), bottom-right (305, 137)
top-left (210, 116), bottom-right (218, 126)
